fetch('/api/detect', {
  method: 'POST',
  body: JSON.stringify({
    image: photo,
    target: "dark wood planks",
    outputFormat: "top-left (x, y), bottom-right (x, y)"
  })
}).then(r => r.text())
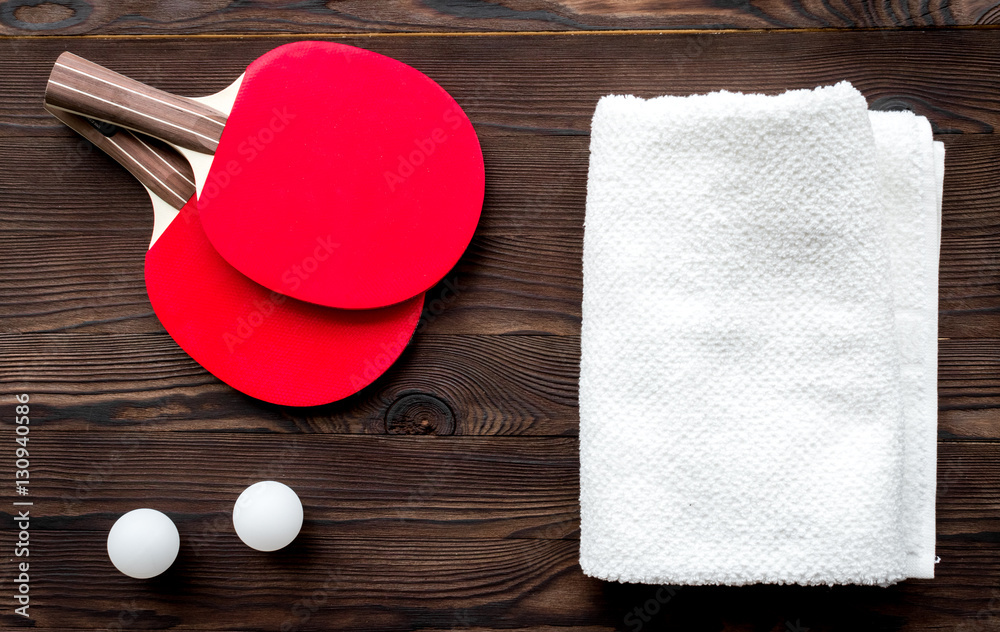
top-left (3, 333), bottom-right (1000, 440)
top-left (0, 438), bottom-right (995, 630)
top-left (46, 52), bottom-right (228, 155)
top-left (939, 339), bottom-right (1000, 440)
top-left (938, 134), bottom-right (1000, 337)
top-left (4, 434), bottom-right (995, 538)
top-left (0, 0), bottom-right (997, 35)
top-left (44, 108), bottom-right (197, 210)
top-left (18, 434), bottom-right (582, 538)
top-left (1, 32), bottom-right (999, 135)
top-left (3, 539), bottom-right (1000, 631)
top-left (3, 33), bottom-right (997, 336)
top-left (0, 334), bottom-right (580, 436)
top-left (0, 231), bottom-right (583, 336)
top-left (1, 26), bottom-right (999, 632)
top-left (2, 131), bottom-right (999, 337)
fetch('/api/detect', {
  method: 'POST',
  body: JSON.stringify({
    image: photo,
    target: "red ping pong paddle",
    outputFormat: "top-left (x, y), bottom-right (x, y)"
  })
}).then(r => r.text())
top-left (45, 42), bottom-right (485, 310)
top-left (46, 106), bottom-right (424, 407)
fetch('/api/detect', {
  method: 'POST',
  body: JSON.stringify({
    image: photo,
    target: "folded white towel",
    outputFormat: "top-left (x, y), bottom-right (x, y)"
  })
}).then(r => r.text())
top-left (869, 110), bottom-right (943, 579)
top-left (579, 82), bottom-right (943, 587)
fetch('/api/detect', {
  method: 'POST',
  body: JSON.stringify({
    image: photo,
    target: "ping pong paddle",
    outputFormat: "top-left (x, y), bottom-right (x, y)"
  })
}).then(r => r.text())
top-left (45, 106), bottom-right (424, 407)
top-left (45, 42), bottom-right (485, 310)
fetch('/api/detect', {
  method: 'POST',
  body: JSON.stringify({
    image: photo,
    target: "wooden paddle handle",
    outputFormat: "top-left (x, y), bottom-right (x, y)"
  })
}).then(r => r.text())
top-left (46, 52), bottom-right (226, 155)
top-left (45, 105), bottom-right (196, 210)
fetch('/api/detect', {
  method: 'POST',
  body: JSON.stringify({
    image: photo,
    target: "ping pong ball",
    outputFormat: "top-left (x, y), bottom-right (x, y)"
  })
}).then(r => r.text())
top-left (107, 508), bottom-right (180, 579)
top-left (233, 481), bottom-right (303, 551)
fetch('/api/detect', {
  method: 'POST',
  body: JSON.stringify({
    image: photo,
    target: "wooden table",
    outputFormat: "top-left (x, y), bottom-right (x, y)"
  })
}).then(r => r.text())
top-left (1, 2), bottom-right (998, 630)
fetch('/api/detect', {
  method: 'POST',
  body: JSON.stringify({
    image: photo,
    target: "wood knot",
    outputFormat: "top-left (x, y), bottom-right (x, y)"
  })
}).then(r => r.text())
top-left (868, 96), bottom-right (915, 113)
top-left (385, 393), bottom-right (455, 435)
top-left (1, 1), bottom-right (91, 31)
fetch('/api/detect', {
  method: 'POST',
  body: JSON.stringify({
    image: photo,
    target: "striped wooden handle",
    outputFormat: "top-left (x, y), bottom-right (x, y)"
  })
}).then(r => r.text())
top-left (45, 51), bottom-right (226, 155)
top-left (45, 104), bottom-right (196, 210)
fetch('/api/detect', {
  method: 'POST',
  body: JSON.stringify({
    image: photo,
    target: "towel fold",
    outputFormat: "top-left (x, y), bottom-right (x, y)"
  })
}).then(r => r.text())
top-left (869, 110), bottom-right (943, 579)
top-left (579, 82), bottom-right (943, 587)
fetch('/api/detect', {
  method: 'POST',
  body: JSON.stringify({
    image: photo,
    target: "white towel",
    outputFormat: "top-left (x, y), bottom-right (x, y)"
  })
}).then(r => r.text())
top-left (579, 82), bottom-right (943, 587)
top-left (869, 110), bottom-right (943, 579)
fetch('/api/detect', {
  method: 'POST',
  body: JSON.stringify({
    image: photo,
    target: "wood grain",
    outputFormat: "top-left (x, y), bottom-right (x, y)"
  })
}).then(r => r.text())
top-left (2, 539), bottom-right (993, 632)
top-left (3, 333), bottom-right (1000, 440)
top-left (0, 0), bottom-right (998, 35)
top-left (18, 434), bottom-right (581, 537)
top-left (1, 129), bottom-right (998, 337)
top-left (1, 23), bottom-right (998, 632)
top-left (3, 435), bottom-right (994, 538)
top-left (0, 438), bottom-right (995, 630)
top-left (939, 339), bottom-right (1000, 441)
top-left (45, 107), bottom-right (195, 208)
top-left (0, 230), bottom-right (583, 336)
top-left (938, 135), bottom-right (1000, 337)
top-left (0, 334), bottom-right (580, 436)
top-left (2, 32), bottom-right (999, 135)
top-left (46, 52), bottom-right (226, 154)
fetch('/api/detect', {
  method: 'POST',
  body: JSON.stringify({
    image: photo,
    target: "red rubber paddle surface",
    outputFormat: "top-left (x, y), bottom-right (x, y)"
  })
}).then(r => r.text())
top-left (198, 41), bottom-right (485, 310)
top-left (145, 198), bottom-right (423, 407)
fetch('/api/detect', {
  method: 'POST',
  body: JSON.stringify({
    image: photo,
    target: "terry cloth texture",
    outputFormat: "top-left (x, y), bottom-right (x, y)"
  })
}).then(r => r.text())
top-left (579, 82), bottom-right (943, 587)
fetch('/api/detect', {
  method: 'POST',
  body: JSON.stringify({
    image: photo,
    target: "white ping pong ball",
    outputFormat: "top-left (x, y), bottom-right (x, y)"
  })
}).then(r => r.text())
top-left (107, 508), bottom-right (180, 579)
top-left (233, 481), bottom-right (303, 552)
